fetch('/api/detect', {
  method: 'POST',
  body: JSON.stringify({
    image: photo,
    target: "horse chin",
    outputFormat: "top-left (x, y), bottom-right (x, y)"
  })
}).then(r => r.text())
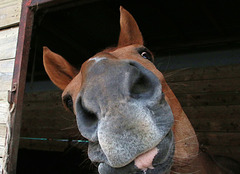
top-left (97, 131), bottom-right (174, 174)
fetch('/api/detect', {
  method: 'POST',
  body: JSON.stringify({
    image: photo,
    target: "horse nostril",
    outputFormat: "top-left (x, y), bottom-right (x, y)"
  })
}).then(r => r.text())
top-left (129, 62), bottom-right (156, 99)
top-left (79, 99), bottom-right (98, 127)
top-left (76, 98), bottom-right (99, 141)
top-left (130, 74), bottom-right (153, 99)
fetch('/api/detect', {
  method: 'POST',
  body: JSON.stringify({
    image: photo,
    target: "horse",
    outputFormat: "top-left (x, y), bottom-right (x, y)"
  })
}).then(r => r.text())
top-left (42, 6), bottom-right (240, 174)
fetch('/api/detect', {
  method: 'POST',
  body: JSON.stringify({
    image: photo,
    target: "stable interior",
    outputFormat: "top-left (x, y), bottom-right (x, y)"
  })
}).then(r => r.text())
top-left (17, 0), bottom-right (240, 173)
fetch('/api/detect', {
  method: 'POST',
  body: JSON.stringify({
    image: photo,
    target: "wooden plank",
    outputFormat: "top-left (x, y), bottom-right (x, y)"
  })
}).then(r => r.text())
top-left (164, 64), bottom-right (240, 82)
top-left (176, 92), bottom-right (240, 107)
top-left (184, 105), bottom-right (240, 132)
top-left (183, 105), bottom-right (240, 119)
top-left (22, 100), bottom-right (63, 110)
top-left (0, 27), bottom-right (19, 60)
top-left (0, 91), bottom-right (8, 102)
top-left (21, 114), bottom-right (79, 139)
top-left (0, 59), bottom-right (14, 73)
top-left (0, 144), bottom-right (5, 157)
top-left (203, 146), bottom-right (240, 162)
top-left (169, 77), bottom-right (240, 94)
top-left (0, 59), bottom-right (14, 102)
top-left (0, 102), bottom-right (8, 124)
top-left (23, 90), bottom-right (62, 102)
top-left (197, 132), bottom-right (240, 146)
top-left (0, 72), bottom-right (13, 91)
top-left (21, 91), bottom-right (79, 144)
top-left (0, 157), bottom-right (2, 172)
top-left (0, 0), bottom-right (19, 8)
top-left (21, 100), bottom-right (79, 139)
top-left (0, 121), bottom-right (7, 157)
top-left (0, 124), bottom-right (6, 141)
top-left (0, 158), bottom-right (3, 171)
top-left (197, 133), bottom-right (240, 162)
top-left (0, 147), bottom-right (4, 158)
top-left (0, 0), bottom-right (21, 29)
top-left (190, 118), bottom-right (240, 132)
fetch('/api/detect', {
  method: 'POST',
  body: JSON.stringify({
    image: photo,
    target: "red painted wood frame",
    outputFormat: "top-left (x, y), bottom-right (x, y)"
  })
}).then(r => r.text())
top-left (6, 0), bottom-right (97, 173)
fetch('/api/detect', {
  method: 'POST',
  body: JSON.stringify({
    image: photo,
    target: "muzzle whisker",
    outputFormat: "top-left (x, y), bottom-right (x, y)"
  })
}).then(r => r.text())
top-left (173, 155), bottom-right (199, 161)
top-left (174, 135), bottom-right (198, 143)
top-left (170, 169), bottom-right (201, 174)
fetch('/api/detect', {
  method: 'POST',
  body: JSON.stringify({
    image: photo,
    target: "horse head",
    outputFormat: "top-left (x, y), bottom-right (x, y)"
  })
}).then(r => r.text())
top-left (43, 6), bottom-right (199, 174)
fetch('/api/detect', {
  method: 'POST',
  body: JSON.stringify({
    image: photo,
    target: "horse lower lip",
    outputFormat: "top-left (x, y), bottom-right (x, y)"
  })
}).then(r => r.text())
top-left (134, 147), bottom-right (158, 171)
top-left (97, 131), bottom-right (174, 174)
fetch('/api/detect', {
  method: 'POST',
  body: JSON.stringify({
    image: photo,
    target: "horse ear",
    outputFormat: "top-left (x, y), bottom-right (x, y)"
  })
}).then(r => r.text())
top-left (43, 47), bottom-right (78, 90)
top-left (118, 6), bottom-right (144, 47)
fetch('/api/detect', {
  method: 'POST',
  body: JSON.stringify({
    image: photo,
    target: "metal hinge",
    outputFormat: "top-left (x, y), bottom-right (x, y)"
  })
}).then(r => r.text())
top-left (8, 83), bottom-right (18, 104)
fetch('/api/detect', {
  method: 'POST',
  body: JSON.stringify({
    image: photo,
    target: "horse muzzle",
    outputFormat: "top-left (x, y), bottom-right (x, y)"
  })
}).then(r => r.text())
top-left (75, 58), bottom-right (174, 173)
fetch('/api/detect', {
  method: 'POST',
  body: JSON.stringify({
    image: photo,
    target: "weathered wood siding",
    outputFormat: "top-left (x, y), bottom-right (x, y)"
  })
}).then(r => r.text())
top-left (0, 0), bottom-right (22, 170)
top-left (0, 0), bottom-right (22, 29)
top-left (20, 90), bottom-right (80, 151)
top-left (20, 63), bottom-right (240, 162)
top-left (166, 64), bottom-right (240, 161)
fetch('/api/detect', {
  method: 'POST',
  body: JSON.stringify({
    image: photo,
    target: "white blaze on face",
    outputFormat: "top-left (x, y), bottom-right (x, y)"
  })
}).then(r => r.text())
top-left (134, 147), bottom-right (159, 171)
top-left (88, 57), bottom-right (107, 63)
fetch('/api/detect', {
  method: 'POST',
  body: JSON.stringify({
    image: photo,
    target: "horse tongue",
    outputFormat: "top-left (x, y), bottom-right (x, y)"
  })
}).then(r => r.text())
top-left (134, 147), bottom-right (158, 171)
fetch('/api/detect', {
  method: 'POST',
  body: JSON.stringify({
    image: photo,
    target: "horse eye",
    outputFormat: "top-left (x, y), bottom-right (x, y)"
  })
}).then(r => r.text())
top-left (140, 51), bottom-right (152, 61)
top-left (63, 95), bottom-right (73, 112)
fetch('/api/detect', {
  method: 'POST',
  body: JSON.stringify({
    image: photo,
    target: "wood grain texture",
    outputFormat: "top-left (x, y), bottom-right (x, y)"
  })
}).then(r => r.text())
top-left (0, 102), bottom-right (8, 124)
top-left (21, 91), bottom-right (79, 139)
top-left (184, 105), bottom-right (240, 131)
top-left (183, 105), bottom-right (240, 119)
top-left (0, 101), bottom-right (8, 158)
top-left (164, 64), bottom-right (240, 82)
top-left (0, 59), bottom-right (14, 102)
top-left (197, 132), bottom-right (240, 146)
top-left (0, 27), bottom-right (19, 60)
top-left (0, 112), bottom-right (7, 157)
top-left (0, 0), bottom-right (21, 29)
top-left (177, 92), bottom-right (240, 107)
top-left (0, 72), bottom-right (13, 91)
top-left (191, 117), bottom-right (240, 132)
top-left (203, 146), bottom-right (240, 162)
top-left (0, 0), bottom-right (19, 8)
top-left (0, 91), bottom-right (8, 103)
top-left (168, 78), bottom-right (240, 94)
top-left (0, 59), bottom-right (14, 73)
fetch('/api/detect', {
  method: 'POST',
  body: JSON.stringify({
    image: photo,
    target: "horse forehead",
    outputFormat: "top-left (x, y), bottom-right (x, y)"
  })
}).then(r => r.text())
top-left (111, 44), bottom-right (142, 59)
top-left (85, 44), bottom-right (147, 66)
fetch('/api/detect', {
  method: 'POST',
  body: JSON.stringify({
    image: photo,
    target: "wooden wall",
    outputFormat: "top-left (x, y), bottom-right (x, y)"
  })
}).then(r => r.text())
top-left (20, 90), bottom-right (80, 151)
top-left (20, 63), bottom-right (240, 162)
top-left (166, 64), bottom-right (240, 161)
top-left (0, 0), bottom-right (22, 171)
